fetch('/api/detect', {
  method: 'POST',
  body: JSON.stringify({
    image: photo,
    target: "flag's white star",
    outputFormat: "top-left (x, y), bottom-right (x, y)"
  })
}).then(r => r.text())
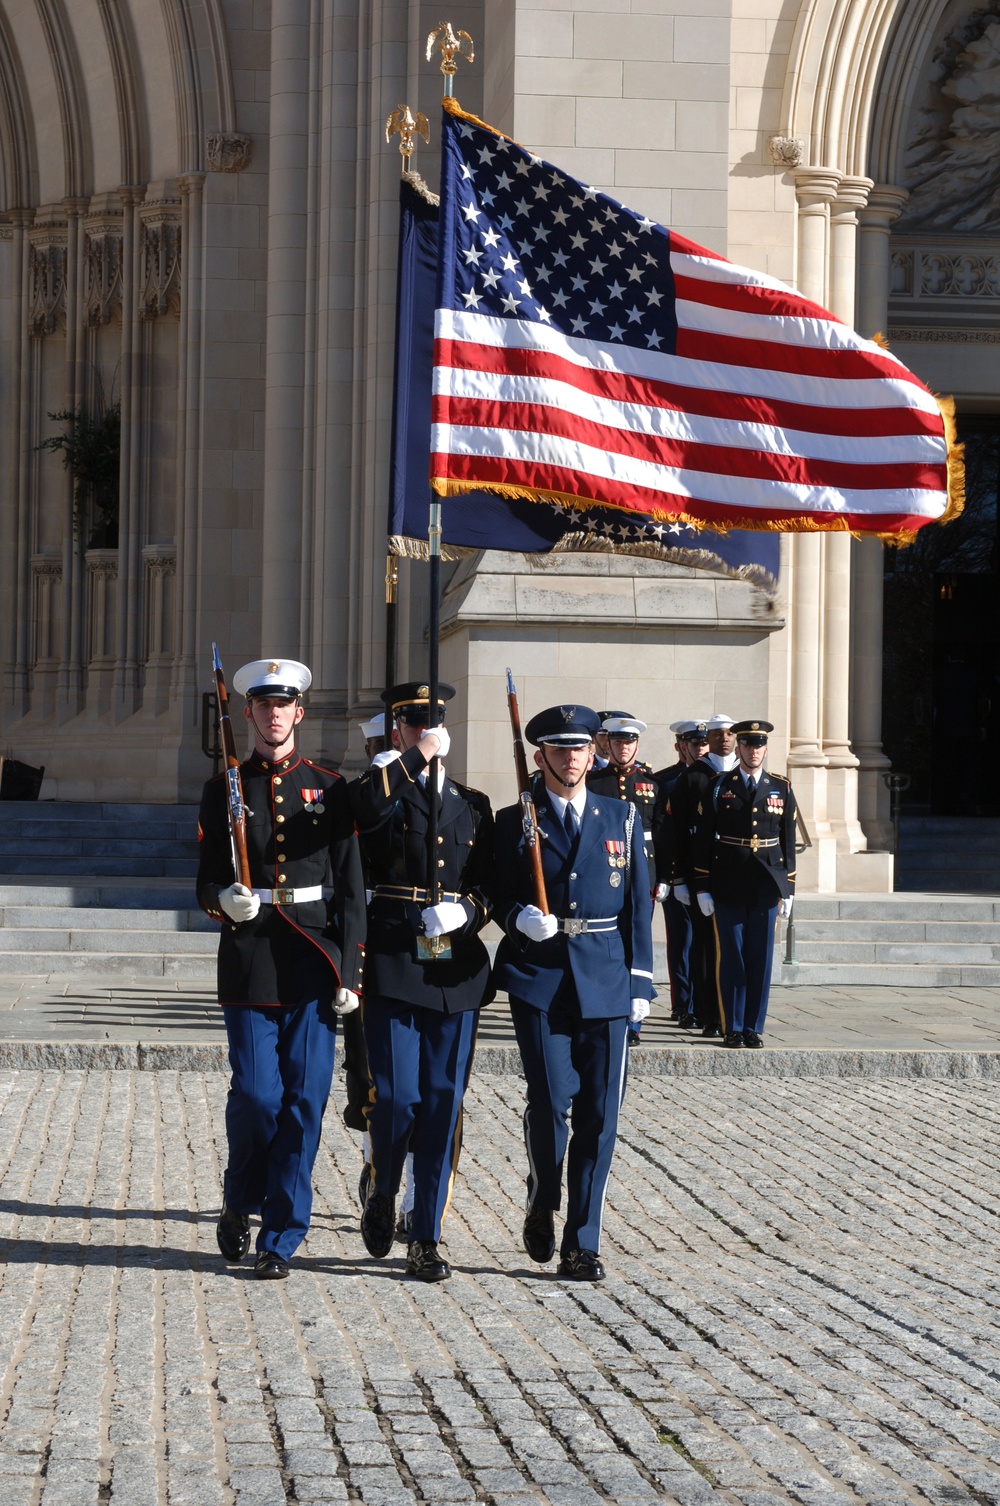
top-left (533, 224), bottom-right (550, 242)
top-left (462, 247), bottom-right (483, 265)
top-left (517, 277), bottom-right (532, 296)
top-left (645, 288), bottom-right (663, 306)
top-left (571, 315), bottom-right (587, 333)
top-left (584, 186), bottom-right (598, 200)
top-left (604, 205), bottom-right (617, 221)
top-left (589, 298), bottom-right (606, 316)
top-left (644, 251), bottom-right (657, 265)
top-left (569, 194), bottom-right (585, 210)
top-left (482, 267), bottom-right (501, 289)
top-left (583, 515), bottom-right (599, 532)
top-left (551, 288), bottom-right (568, 307)
top-left (517, 239), bottom-right (533, 257)
top-left (638, 216), bottom-right (654, 232)
top-left (497, 171), bottom-right (513, 191)
top-left (589, 217), bottom-right (603, 234)
top-left (515, 158), bottom-right (531, 176)
top-left (459, 122), bottom-right (474, 138)
top-left (482, 228), bottom-right (501, 248)
top-left (515, 197), bottom-right (531, 217)
top-left (589, 256), bottom-right (606, 276)
top-left (624, 230), bottom-right (638, 245)
top-left (480, 188), bottom-right (495, 207)
top-left (571, 273), bottom-right (586, 291)
top-left (534, 264), bottom-right (551, 283)
top-left (626, 304), bottom-right (642, 323)
top-left (668, 522), bottom-right (684, 534)
top-left (533, 181), bottom-right (550, 200)
top-left (646, 330), bottom-right (663, 348)
top-left (460, 164), bottom-right (473, 181)
top-left (570, 232), bottom-right (586, 251)
top-left (462, 288), bottom-right (482, 308)
top-left (501, 292), bottom-right (520, 313)
top-left (501, 252), bottom-right (519, 272)
top-left (552, 249), bottom-right (568, 267)
top-left (478, 145), bottom-right (495, 164)
top-left (627, 264), bottom-right (643, 282)
top-left (499, 214), bottom-right (514, 231)
top-left (607, 240), bottom-right (624, 258)
top-left (608, 322), bottom-right (625, 340)
top-left (537, 306), bottom-right (552, 323)
top-left (607, 280), bottom-right (625, 299)
top-left (462, 202), bottom-right (481, 223)
top-left (551, 206), bottom-right (568, 226)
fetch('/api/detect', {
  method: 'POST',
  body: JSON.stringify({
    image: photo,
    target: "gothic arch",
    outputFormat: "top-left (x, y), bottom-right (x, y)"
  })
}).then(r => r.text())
top-left (0, 11), bottom-right (36, 207)
top-left (35, 0), bottom-right (92, 197)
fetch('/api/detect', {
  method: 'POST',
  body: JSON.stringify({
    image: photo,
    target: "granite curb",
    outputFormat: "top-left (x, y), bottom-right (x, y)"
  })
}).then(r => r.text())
top-left (2, 1038), bottom-right (1000, 1076)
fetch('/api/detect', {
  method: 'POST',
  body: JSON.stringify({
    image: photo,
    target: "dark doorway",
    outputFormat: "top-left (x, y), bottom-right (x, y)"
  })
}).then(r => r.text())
top-left (882, 416), bottom-right (1000, 814)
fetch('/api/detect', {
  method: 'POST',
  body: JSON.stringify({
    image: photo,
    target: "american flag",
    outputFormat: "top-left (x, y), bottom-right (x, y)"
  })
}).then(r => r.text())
top-left (430, 99), bottom-right (954, 538)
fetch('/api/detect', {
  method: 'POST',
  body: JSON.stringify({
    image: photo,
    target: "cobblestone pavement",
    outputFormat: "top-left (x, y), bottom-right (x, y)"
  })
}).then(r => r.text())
top-left (1, 1070), bottom-right (999, 1504)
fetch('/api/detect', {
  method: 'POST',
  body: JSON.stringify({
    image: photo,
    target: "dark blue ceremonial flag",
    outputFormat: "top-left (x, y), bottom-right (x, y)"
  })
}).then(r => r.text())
top-left (388, 176), bottom-right (779, 594)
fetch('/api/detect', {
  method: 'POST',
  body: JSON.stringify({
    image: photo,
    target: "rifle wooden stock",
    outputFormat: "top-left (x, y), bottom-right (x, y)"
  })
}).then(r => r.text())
top-left (212, 643), bottom-right (252, 891)
top-left (506, 670), bottom-right (548, 914)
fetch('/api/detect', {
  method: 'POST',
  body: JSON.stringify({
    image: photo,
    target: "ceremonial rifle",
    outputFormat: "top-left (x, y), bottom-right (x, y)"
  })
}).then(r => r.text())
top-left (506, 669), bottom-right (549, 913)
top-left (212, 643), bottom-right (252, 891)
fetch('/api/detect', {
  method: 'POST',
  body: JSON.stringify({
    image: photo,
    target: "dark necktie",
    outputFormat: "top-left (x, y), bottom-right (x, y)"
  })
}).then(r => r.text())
top-left (564, 804), bottom-right (579, 839)
top-left (746, 776), bottom-right (757, 799)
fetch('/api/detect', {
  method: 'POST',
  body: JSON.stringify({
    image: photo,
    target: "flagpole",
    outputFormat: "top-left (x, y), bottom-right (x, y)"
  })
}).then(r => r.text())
top-left (418, 23), bottom-right (474, 959)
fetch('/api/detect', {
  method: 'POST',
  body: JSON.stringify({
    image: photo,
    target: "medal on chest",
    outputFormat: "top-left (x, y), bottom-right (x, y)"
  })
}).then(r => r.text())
top-left (301, 787), bottom-right (325, 814)
top-left (767, 794), bottom-right (783, 814)
top-left (605, 839), bottom-right (626, 877)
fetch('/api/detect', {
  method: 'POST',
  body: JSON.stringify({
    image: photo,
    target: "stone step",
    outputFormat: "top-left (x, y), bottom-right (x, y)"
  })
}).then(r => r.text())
top-left (0, 952), bottom-right (215, 978)
top-left (0, 857), bottom-right (197, 877)
top-left (789, 940), bottom-right (1000, 964)
top-left (0, 836), bottom-right (198, 859)
top-left (0, 819), bottom-right (198, 844)
top-left (0, 905), bottom-right (213, 931)
top-left (792, 919), bottom-right (1000, 942)
top-left (776, 961), bottom-right (1000, 986)
top-left (0, 928), bottom-right (217, 954)
top-left (0, 801), bottom-right (199, 823)
top-left (0, 879), bottom-right (196, 909)
top-left (789, 896), bottom-right (1000, 921)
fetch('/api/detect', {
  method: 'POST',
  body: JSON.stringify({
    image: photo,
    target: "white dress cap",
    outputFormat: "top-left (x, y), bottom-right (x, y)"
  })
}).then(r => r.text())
top-left (232, 658), bottom-right (312, 700)
top-left (705, 712), bottom-right (735, 730)
top-left (358, 711), bottom-right (385, 739)
top-left (602, 714), bottom-right (647, 736)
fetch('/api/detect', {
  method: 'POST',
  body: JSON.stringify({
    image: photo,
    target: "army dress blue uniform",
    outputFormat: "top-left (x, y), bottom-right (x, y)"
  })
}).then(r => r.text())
top-left (693, 728), bottom-right (796, 1042)
top-left (197, 745), bottom-right (366, 1262)
top-left (348, 731), bottom-right (494, 1259)
top-left (652, 756), bottom-right (694, 1019)
top-left (494, 717), bottom-right (653, 1268)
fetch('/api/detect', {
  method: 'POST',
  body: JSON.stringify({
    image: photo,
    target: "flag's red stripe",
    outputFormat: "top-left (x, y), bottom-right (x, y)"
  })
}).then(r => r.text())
top-left (434, 338), bottom-right (940, 440)
top-left (673, 271), bottom-right (843, 325)
top-left (672, 324), bottom-right (926, 386)
top-left (431, 451), bottom-right (933, 533)
top-left (432, 395), bottom-right (945, 493)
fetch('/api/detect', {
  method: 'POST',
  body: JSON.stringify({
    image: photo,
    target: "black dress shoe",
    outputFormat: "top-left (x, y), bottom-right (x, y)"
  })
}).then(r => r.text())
top-left (523, 1206), bottom-right (555, 1264)
top-left (395, 1208), bottom-right (413, 1243)
top-left (254, 1250), bottom-right (290, 1280)
top-left (627, 1029), bottom-right (642, 1047)
top-left (724, 1030), bottom-right (745, 1048)
top-left (701, 1024), bottom-right (721, 1038)
top-left (406, 1240), bottom-right (451, 1282)
top-left (358, 1162), bottom-right (372, 1208)
top-left (216, 1203), bottom-right (251, 1262)
top-left (677, 1013), bottom-right (697, 1029)
top-left (361, 1190), bottom-right (396, 1258)
top-left (743, 1031), bottom-right (764, 1049)
top-left (557, 1249), bottom-right (606, 1282)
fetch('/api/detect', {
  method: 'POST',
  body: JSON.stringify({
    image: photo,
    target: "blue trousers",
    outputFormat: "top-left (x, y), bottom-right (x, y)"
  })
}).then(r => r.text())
top-left (713, 898), bottom-right (779, 1034)
top-left (661, 891), bottom-right (693, 1015)
top-left (509, 994), bottom-right (629, 1256)
top-left (222, 993), bottom-right (337, 1260)
top-left (363, 998), bottom-right (478, 1245)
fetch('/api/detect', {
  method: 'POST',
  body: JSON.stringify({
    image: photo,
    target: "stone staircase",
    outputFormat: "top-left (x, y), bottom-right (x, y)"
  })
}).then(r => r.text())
top-left (0, 800), bottom-right (200, 876)
top-left (776, 894), bottom-right (1000, 986)
top-left (0, 801), bottom-right (212, 977)
top-left (894, 816), bottom-right (1000, 894)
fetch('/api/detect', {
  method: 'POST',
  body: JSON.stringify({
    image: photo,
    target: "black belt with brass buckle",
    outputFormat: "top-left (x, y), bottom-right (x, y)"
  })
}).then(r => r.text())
top-left (719, 836), bottom-right (779, 853)
top-left (554, 917), bottom-right (617, 936)
top-left (373, 884), bottom-right (463, 903)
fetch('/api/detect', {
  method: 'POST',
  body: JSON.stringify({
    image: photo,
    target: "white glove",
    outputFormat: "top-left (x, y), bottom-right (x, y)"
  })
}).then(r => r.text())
top-left (218, 883), bottom-right (260, 923)
top-left (653, 882), bottom-right (669, 902)
top-left (334, 988), bottom-right (360, 1015)
top-left (421, 901), bottom-right (467, 937)
top-left (629, 999), bottom-right (650, 1026)
top-left (673, 883), bottom-right (691, 906)
top-left (697, 892), bottom-right (715, 917)
top-left (779, 895), bottom-right (793, 919)
top-left (419, 724), bottom-right (451, 759)
top-left (515, 904), bottom-right (558, 943)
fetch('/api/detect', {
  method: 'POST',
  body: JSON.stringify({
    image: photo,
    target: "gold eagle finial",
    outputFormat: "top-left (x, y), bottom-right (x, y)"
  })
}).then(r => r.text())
top-left (385, 104), bottom-right (430, 171)
top-left (426, 21), bottom-right (474, 78)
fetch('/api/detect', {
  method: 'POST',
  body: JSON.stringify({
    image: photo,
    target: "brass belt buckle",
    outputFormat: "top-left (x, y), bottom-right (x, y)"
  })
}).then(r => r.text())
top-left (749, 837), bottom-right (760, 854)
top-left (564, 918), bottom-right (584, 936)
top-left (275, 886), bottom-right (295, 905)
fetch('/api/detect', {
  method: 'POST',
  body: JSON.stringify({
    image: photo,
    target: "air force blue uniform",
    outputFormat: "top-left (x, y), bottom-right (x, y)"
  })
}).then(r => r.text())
top-left (493, 786), bottom-right (653, 1256)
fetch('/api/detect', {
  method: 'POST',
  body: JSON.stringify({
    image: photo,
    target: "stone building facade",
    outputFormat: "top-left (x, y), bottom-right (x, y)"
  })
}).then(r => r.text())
top-left (0, 0), bottom-right (996, 891)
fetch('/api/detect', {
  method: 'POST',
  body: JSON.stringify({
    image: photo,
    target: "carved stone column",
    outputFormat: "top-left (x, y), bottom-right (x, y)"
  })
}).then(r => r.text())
top-left (59, 198), bottom-right (89, 717)
top-left (114, 186), bottom-right (145, 708)
top-left (175, 171), bottom-right (205, 708)
top-left (853, 185), bottom-right (909, 849)
top-left (30, 553), bottom-right (63, 716)
top-left (4, 210), bottom-right (33, 715)
top-left (261, 0), bottom-right (311, 657)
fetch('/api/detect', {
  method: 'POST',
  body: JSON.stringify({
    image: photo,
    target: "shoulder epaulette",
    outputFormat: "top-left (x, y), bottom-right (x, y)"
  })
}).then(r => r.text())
top-left (302, 757), bottom-right (342, 780)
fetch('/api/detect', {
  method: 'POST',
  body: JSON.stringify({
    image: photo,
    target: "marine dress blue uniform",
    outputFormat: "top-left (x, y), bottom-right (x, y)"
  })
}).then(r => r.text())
top-left (347, 684), bottom-right (494, 1280)
top-left (693, 722), bottom-right (796, 1045)
top-left (196, 664), bottom-right (366, 1271)
top-left (493, 707), bottom-right (653, 1276)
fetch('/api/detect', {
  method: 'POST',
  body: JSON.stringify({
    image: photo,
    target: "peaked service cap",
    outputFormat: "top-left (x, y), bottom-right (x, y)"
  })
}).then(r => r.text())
top-left (525, 704), bottom-right (601, 747)
top-left (233, 658), bottom-right (312, 701)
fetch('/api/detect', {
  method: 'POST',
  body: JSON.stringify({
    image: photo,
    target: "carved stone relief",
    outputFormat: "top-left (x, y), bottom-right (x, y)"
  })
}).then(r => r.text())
top-left (891, 245), bottom-right (1000, 297)
top-left (85, 232), bottom-right (123, 327)
top-left (28, 241), bottom-right (67, 336)
top-left (139, 216), bottom-right (181, 319)
top-left (897, 5), bottom-right (1000, 233)
top-left (206, 133), bottom-right (253, 172)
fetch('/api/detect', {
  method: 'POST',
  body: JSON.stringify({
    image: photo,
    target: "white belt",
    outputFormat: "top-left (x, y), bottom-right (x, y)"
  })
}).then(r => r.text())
top-left (554, 916), bottom-right (617, 936)
top-left (252, 885), bottom-right (330, 906)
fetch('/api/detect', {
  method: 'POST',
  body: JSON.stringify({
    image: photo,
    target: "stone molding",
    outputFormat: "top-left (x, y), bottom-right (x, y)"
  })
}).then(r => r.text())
top-left (84, 548), bottom-right (119, 580)
top-left (205, 133), bottom-right (252, 173)
top-left (30, 553), bottom-right (63, 579)
top-left (890, 245), bottom-right (1000, 299)
top-left (84, 229), bottom-right (123, 327)
top-left (138, 213), bottom-right (181, 320)
top-left (28, 238), bottom-right (68, 336)
top-left (142, 545), bottom-right (176, 577)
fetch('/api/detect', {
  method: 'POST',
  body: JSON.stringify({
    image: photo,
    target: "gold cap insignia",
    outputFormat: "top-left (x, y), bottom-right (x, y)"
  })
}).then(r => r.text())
top-left (417, 684), bottom-right (429, 699)
top-left (751, 721), bottom-right (759, 730)
top-left (268, 661), bottom-right (280, 674)
top-left (561, 706), bottom-right (576, 722)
